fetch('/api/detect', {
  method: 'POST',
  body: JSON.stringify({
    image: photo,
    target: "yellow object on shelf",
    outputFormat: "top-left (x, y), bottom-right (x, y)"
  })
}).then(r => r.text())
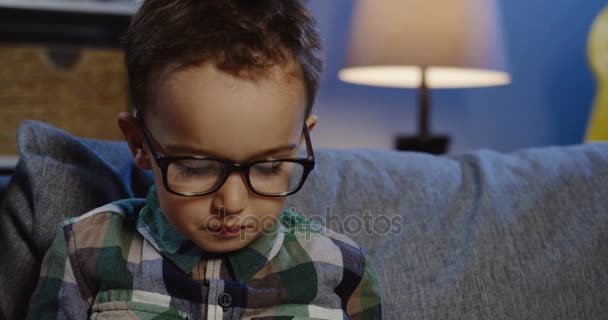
top-left (587, 6), bottom-right (608, 141)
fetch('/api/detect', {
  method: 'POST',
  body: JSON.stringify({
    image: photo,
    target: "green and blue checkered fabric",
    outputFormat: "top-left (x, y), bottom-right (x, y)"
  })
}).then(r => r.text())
top-left (27, 186), bottom-right (382, 319)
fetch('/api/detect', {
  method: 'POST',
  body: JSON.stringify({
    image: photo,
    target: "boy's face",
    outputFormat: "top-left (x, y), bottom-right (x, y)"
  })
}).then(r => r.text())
top-left (119, 60), bottom-right (316, 253)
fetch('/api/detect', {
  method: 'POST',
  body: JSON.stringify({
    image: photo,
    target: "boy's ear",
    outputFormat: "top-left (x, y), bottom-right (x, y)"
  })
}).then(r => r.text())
top-left (117, 112), bottom-right (152, 170)
top-left (305, 113), bottom-right (318, 133)
top-left (298, 113), bottom-right (318, 150)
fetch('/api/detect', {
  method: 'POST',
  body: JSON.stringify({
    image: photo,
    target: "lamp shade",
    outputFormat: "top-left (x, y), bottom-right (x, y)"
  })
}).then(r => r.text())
top-left (339, 0), bottom-right (511, 88)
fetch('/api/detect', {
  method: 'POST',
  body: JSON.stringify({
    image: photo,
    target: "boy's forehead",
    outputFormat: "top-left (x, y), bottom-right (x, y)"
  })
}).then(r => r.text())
top-left (153, 56), bottom-right (304, 93)
top-left (144, 61), bottom-right (308, 160)
top-left (148, 59), bottom-right (305, 113)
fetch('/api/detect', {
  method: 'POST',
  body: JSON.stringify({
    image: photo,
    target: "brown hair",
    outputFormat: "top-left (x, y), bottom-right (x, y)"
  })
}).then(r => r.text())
top-left (121, 0), bottom-right (324, 116)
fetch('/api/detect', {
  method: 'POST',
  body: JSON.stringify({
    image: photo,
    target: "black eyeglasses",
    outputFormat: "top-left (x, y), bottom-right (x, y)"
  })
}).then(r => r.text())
top-left (134, 111), bottom-right (315, 197)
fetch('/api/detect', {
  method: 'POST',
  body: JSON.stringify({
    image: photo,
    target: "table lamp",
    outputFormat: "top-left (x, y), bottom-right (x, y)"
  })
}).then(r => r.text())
top-left (338, 0), bottom-right (511, 154)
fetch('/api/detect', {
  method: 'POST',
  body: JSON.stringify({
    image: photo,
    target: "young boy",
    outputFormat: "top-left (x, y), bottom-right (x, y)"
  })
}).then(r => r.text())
top-left (27, 1), bottom-right (382, 319)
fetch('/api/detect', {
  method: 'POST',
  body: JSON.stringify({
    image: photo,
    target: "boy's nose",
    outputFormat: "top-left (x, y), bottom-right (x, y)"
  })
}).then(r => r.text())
top-left (211, 173), bottom-right (248, 216)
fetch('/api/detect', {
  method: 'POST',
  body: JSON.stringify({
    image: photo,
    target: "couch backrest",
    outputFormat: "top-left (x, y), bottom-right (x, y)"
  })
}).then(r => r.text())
top-left (2, 120), bottom-right (608, 319)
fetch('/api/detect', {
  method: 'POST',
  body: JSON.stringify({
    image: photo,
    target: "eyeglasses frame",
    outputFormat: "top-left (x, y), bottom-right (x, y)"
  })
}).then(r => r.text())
top-left (133, 111), bottom-right (315, 197)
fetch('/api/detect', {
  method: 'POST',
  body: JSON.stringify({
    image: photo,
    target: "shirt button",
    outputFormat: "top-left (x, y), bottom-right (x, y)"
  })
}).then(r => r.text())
top-left (217, 292), bottom-right (232, 308)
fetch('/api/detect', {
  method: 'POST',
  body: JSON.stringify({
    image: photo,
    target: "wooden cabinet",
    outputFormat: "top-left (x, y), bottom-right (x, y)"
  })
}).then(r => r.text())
top-left (0, 0), bottom-right (137, 157)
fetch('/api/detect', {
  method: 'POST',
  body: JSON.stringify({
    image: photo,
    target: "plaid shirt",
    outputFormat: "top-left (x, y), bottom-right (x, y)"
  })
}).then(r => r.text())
top-left (27, 186), bottom-right (382, 319)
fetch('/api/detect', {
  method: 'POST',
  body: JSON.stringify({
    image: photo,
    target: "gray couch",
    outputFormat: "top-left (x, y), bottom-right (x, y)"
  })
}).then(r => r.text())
top-left (1, 120), bottom-right (607, 319)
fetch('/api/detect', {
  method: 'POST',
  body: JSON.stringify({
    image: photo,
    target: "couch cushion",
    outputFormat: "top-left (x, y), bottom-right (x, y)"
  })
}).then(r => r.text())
top-left (288, 144), bottom-right (608, 319)
top-left (0, 121), bottom-right (153, 320)
top-left (2, 120), bottom-right (608, 319)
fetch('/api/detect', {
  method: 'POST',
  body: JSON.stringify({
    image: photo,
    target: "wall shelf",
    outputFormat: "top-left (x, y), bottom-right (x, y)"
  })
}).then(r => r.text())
top-left (0, 156), bottom-right (18, 168)
top-left (0, 156), bottom-right (18, 174)
top-left (0, 0), bottom-right (139, 16)
top-left (0, 1), bottom-right (136, 47)
top-left (0, 2), bottom-right (136, 174)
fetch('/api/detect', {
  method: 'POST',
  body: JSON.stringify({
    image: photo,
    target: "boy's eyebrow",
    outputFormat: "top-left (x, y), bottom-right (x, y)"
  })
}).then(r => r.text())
top-left (163, 143), bottom-right (298, 160)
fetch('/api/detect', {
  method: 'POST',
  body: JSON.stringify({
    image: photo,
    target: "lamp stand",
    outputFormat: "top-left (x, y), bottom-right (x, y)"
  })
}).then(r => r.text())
top-left (395, 67), bottom-right (450, 154)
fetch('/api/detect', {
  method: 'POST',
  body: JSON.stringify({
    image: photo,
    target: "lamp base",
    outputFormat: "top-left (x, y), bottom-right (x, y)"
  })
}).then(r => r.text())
top-left (395, 135), bottom-right (450, 154)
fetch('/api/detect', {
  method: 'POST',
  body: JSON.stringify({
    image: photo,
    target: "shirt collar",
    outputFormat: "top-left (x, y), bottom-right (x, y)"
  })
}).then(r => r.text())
top-left (136, 185), bottom-right (285, 282)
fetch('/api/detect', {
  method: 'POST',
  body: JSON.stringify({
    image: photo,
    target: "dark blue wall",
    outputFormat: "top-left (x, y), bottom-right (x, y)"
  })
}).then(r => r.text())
top-left (307, 0), bottom-right (606, 152)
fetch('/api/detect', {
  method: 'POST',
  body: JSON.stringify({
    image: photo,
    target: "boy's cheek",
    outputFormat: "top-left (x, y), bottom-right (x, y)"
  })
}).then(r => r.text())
top-left (250, 198), bottom-right (288, 232)
top-left (160, 198), bottom-right (213, 231)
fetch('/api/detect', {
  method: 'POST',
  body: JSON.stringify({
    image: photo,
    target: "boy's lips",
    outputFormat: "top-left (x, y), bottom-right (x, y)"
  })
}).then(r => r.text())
top-left (206, 224), bottom-right (245, 232)
top-left (207, 225), bottom-right (245, 231)
top-left (205, 223), bottom-right (247, 238)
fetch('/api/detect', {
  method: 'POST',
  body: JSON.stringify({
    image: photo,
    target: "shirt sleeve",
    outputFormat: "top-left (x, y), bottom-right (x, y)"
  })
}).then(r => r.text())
top-left (345, 248), bottom-right (383, 319)
top-left (26, 225), bottom-right (89, 320)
